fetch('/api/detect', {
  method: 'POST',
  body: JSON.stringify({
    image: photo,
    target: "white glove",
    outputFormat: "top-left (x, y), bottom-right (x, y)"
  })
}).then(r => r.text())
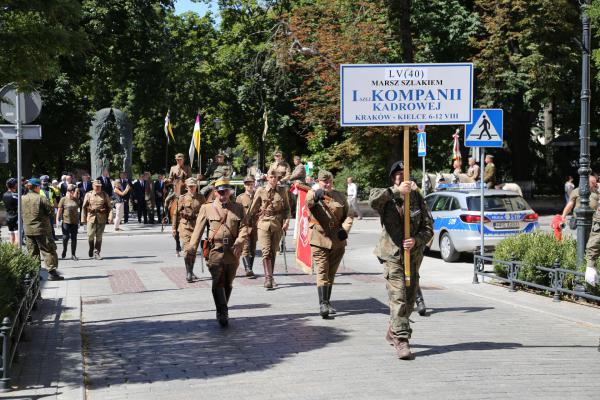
top-left (585, 266), bottom-right (598, 286)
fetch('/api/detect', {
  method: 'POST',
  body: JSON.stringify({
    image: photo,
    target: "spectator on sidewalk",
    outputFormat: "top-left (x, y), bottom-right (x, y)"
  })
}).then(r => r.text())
top-left (57, 184), bottom-right (80, 260)
top-left (347, 176), bottom-right (363, 220)
top-left (561, 174), bottom-right (598, 231)
top-left (564, 176), bottom-right (575, 204)
top-left (112, 178), bottom-right (127, 231)
top-left (3, 178), bottom-right (19, 245)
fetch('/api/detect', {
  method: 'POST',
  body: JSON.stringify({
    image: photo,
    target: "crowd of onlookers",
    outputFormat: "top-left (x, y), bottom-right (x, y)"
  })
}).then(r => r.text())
top-left (2, 168), bottom-right (171, 250)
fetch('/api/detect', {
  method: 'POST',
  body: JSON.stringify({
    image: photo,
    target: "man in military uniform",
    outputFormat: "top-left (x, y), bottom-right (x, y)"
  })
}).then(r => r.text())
top-left (267, 151), bottom-right (292, 183)
top-left (22, 178), bottom-right (62, 280)
top-left (186, 178), bottom-right (248, 327)
top-left (561, 174), bottom-right (598, 233)
top-left (81, 180), bottom-right (112, 260)
top-left (202, 152), bottom-right (232, 181)
top-left (483, 154), bottom-right (496, 189)
top-left (174, 178), bottom-right (206, 282)
top-left (247, 170), bottom-right (291, 289)
top-left (466, 157), bottom-right (480, 181)
top-left (236, 175), bottom-right (258, 278)
top-left (168, 153), bottom-right (193, 196)
top-left (306, 170), bottom-right (353, 318)
top-left (369, 161), bottom-right (434, 360)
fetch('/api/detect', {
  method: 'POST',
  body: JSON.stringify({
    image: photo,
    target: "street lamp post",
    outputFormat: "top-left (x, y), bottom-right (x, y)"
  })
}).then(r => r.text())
top-left (575, 0), bottom-right (593, 290)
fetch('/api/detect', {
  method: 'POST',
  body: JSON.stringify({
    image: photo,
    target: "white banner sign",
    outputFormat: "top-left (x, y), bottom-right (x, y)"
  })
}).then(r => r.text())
top-left (340, 63), bottom-right (473, 126)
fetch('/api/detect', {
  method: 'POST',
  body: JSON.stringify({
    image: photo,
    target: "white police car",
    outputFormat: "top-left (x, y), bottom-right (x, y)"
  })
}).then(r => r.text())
top-left (425, 186), bottom-right (539, 262)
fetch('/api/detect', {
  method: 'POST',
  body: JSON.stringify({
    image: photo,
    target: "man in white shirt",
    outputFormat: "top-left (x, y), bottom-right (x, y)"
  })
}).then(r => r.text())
top-left (346, 177), bottom-right (362, 219)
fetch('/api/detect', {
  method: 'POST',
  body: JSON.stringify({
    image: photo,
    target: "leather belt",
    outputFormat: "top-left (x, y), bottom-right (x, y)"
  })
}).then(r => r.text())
top-left (310, 217), bottom-right (336, 229)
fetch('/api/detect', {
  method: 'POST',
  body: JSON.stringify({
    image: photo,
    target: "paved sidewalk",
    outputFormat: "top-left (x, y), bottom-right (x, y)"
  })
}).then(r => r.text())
top-left (2, 220), bottom-right (600, 399)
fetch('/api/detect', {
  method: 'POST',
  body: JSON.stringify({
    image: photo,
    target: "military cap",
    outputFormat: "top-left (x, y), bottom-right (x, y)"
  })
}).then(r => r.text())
top-left (185, 177), bottom-right (198, 187)
top-left (92, 179), bottom-right (102, 187)
top-left (243, 175), bottom-right (256, 183)
top-left (29, 177), bottom-right (41, 186)
top-left (318, 170), bottom-right (333, 181)
top-left (175, 153), bottom-right (185, 160)
top-left (214, 178), bottom-right (233, 191)
top-left (67, 183), bottom-right (77, 192)
top-left (389, 160), bottom-right (404, 178)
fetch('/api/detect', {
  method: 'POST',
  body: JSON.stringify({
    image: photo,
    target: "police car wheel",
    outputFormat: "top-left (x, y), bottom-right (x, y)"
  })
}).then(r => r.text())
top-left (440, 232), bottom-right (460, 262)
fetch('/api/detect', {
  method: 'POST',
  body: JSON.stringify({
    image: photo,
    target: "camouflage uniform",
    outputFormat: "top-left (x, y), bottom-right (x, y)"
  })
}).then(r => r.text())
top-left (246, 177), bottom-right (291, 289)
top-left (236, 177), bottom-right (258, 277)
top-left (22, 190), bottom-right (59, 273)
top-left (204, 162), bottom-right (233, 181)
top-left (186, 179), bottom-right (248, 326)
top-left (369, 185), bottom-right (433, 341)
top-left (175, 178), bottom-right (206, 282)
top-left (81, 184), bottom-right (112, 259)
top-left (306, 170), bottom-right (353, 318)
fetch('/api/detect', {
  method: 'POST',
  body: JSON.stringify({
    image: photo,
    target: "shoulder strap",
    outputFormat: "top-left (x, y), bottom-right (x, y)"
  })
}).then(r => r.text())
top-left (208, 202), bottom-right (229, 241)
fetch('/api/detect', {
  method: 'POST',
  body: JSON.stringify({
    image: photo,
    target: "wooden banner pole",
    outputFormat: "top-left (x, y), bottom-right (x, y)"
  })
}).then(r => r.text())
top-left (403, 125), bottom-right (411, 287)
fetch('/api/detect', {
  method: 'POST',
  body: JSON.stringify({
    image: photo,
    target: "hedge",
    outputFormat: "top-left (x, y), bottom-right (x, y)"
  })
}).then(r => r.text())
top-left (0, 243), bottom-right (40, 321)
top-left (493, 232), bottom-right (600, 297)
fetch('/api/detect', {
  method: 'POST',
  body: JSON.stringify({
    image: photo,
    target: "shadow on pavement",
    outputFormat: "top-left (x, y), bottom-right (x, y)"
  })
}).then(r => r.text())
top-left (82, 310), bottom-right (350, 388)
top-left (428, 306), bottom-right (495, 315)
top-left (412, 341), bottom-right (523, 357)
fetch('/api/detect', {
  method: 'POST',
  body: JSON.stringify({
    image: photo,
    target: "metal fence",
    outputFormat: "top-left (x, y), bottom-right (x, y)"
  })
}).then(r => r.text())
top-left (473, 254), bottom-right (600, 303)
top-left (0, 272), bottom-right (40, 392)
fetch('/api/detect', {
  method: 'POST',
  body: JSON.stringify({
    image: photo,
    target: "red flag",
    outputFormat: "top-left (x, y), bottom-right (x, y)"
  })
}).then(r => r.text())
top-left (292, 183), bottom-right (312, 273)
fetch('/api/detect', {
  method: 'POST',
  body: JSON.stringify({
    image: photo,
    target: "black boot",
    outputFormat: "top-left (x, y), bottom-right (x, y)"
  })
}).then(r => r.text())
top-left (185, 260), bottom-right (194, 283)
top-left (61, 244), bottom-right (67, 259)
top-left (318, 286), bottom-right (329, 319)
top-left (88, 240), bottom-right (94, 258)
top-left (416, 287), bottom-right (427, 316)
top-left (225, 286), bottom-right (232, 304)
top-left (243, 256), bottom-right (255, 278)
top-left (212, 288), bottom-right (229, 327)
top-left (325, 285), bottom-right (336, 314)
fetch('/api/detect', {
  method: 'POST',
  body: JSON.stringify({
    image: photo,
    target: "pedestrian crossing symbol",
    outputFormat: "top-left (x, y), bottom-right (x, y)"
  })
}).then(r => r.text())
top-left (465, 109), bottom-right (503, 148)
top-left (417, 132), bottom-right (426, 157)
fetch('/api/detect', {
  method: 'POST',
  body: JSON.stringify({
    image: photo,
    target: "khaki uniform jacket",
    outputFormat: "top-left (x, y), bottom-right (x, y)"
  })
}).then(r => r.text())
top-left (144, 179), bottom-right (156, 208)
top-left (205, 163), bottom-right (232, 180)
top-left (247, 184), bottom-right (291, 231)
top-left (306, 189), bottom-right (353, 249)
top-left (569, 187), bottom-right (599, 210)
top-left (187, 200), bottom-right (248, 265)
top-left (268, 161), bottom-right (292, 182)
top-left (369, 187), bottom-right (434, 262)
top-left (82, 191), bottom-right (112, 224)
top-left (467, 164), bottom-right (480, 180)
top-left (483, 163), bottom-right (496, 185)
top-left (175, 192), bottom-right (206, 233)
top-left (169, 164), bottom-right (193, 196)
top-left (290, 163), bottom-right (306, 183)
top-left (236, 192), bottom-right (254, 222)
top-left (22, 192), bottom-right (54, 236)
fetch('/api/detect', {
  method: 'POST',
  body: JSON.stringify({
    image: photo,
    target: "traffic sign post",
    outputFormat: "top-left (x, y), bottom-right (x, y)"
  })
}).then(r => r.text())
top-left (1, 84), bottom-right (43, 248)
top-left (417, 132), bottom-right (427, 194)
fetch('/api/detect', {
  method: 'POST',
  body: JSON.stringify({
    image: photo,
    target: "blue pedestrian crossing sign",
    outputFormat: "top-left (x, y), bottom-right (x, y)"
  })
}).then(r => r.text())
top-left (465, 109), bottom-right (503, 148)
top-left (417, 132), bottom-right (426, 157)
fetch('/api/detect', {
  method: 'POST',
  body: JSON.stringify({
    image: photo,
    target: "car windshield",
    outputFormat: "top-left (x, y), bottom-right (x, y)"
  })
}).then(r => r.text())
top-left (466, 195), bottom-right (531, 212)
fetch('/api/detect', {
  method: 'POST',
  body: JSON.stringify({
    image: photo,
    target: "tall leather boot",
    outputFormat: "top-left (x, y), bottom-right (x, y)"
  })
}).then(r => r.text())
top-left (88, 240), bottom-right (94, 258)
top-left (269, 257), bottom-right (277, 289)
top-left (325, 285), bottom-right (336, 314)
top-left (415, 287), bottom-right (426, 316)
top-left (317, 286), bottom-right (329, 319)
top-left (243, 257), bottom-right (255, 278)
top-left (94, 240), bottom-right (103, 260)
top-left (263, 259), bottom-right (273, 290)
top-left (213, 287), bottom-right (229, 327)
top-left (185, 260), bottom-right (193, 283)
top-left (189, 257), bottom-right (199, 281)
top-left (225, 286), bottom-right (233, 304)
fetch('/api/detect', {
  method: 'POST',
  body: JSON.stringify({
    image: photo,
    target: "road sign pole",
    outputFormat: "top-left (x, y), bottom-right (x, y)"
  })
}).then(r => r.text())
top-left (422, 155), bottom-right (426, 195)
top-left (16, 90), bottom-right (23, 249)
top-left (480, 147), bottom-right (485, 257)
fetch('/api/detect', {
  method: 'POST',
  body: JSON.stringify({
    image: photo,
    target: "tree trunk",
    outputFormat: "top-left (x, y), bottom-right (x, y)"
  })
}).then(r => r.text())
top-left (543, 100), bottom-right (554, 175)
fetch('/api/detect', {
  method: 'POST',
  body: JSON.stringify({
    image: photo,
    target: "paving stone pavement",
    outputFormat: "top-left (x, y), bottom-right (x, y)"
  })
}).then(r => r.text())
top-left (2, 219), bottom-right (600, 400)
